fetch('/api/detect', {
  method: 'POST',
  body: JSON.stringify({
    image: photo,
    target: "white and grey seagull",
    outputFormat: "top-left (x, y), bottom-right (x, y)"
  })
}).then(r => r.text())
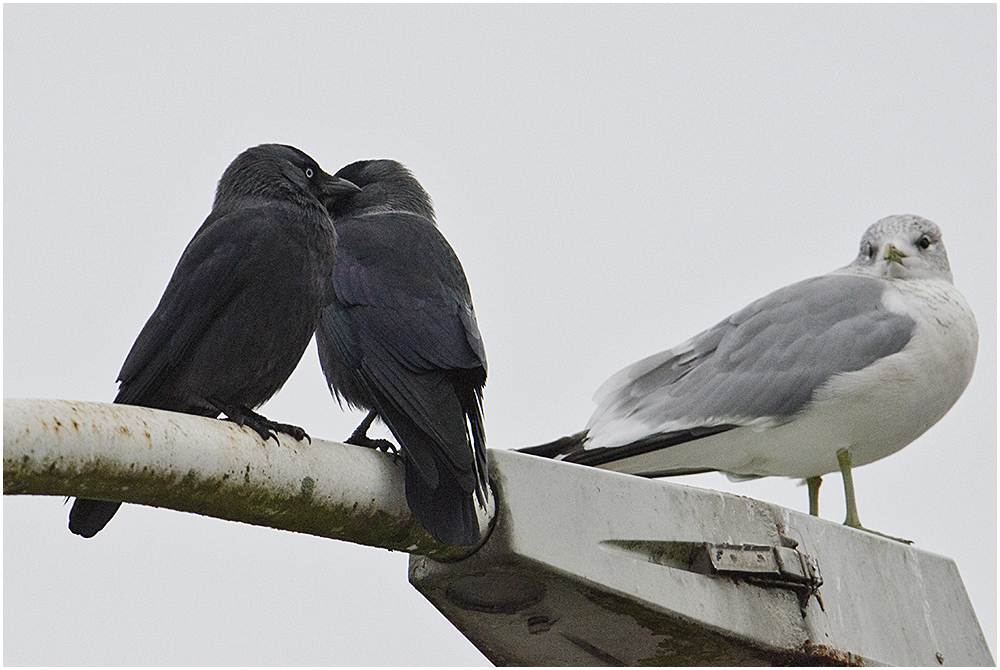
top-left (522, 215), bottom-right (978, 538)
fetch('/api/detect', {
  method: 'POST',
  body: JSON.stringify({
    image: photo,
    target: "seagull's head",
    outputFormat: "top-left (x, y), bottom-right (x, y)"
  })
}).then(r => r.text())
top-left (849, 215), bottom-right (954, 283)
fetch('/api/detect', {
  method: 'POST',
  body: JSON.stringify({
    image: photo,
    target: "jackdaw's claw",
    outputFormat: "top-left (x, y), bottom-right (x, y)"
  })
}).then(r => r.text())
top-left (345, 431), bottom-right (402, 461)
top-left (80, 144), bottom-right (339, 539)
top-left (269, 420), bottom-right (311, 443)
top-left (224, 406), bottom-right (309, 443)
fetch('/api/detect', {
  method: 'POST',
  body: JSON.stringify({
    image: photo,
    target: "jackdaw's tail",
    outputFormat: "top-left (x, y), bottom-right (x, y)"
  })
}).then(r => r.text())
top-left (518, 430), bottom-right (589, 459)
top-left (404, 463), bottom-right (484, 547)
top-left (69, 499), bottom-right (122, 538)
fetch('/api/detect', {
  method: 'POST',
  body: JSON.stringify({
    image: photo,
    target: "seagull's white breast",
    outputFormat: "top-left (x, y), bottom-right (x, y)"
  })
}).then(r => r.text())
top-left (804, 276), bottom-right (978, 471)
top-left (588, 277), bottom-right (977, 480)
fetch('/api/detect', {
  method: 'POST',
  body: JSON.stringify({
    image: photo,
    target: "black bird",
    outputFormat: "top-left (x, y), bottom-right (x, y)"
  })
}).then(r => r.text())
top-left (69, 144), bottom-right (359, 538)
top-left (316, 160), bottom-right (489, 546)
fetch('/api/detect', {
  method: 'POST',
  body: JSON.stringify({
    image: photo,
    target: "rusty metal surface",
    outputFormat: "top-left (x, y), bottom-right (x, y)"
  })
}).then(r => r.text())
top-left (411, 449), bottom-right (994, 666)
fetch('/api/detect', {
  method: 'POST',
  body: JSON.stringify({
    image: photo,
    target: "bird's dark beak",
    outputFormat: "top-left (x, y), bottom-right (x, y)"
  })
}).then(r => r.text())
top-left (321, 175), bottom-right (362, 198)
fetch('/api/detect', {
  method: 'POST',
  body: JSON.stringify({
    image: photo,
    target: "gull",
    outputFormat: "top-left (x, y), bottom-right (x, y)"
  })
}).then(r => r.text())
top-left (522, 215), bottom-right (978, 537)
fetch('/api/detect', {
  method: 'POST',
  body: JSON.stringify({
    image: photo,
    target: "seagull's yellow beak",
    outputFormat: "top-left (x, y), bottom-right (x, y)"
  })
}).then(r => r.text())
top-left (884, 243), bottom-right (907, 265)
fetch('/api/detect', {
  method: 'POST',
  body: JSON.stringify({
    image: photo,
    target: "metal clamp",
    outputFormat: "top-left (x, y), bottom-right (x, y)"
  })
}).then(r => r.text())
top-left (697, 543), bottom-right (823, 594)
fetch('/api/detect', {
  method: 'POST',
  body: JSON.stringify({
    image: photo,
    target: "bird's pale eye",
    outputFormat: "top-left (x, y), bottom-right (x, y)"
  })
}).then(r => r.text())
top-left (865, 243), bottom-right (877, 260)
top-left (917, 235), bottom-right (932, 250)
top-left (305, 167), bottom-right (315, 179)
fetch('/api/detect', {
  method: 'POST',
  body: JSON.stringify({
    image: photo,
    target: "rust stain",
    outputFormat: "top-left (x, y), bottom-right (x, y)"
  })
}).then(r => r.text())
top-left (799, 641), bottom-right (863, 666)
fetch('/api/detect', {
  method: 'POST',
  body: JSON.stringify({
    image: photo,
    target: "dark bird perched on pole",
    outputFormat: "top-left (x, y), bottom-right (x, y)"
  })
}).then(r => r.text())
top-left (315, 160), bottom-right (490, 546)
top-left (69, 143), bottom-right (360, 538)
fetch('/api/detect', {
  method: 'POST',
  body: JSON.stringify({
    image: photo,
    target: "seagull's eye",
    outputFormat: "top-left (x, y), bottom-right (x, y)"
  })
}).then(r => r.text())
top-left (305, 167), bottom-right (315, 179)
top-left (865, 243), bottom-right (877, 261)
top-left (917, 235), bottom-right (932, 250)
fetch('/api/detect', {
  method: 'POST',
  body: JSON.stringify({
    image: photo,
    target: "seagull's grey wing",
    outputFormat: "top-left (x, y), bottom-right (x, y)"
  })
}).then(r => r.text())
top-left (586, 273), bottom-right (916, 448)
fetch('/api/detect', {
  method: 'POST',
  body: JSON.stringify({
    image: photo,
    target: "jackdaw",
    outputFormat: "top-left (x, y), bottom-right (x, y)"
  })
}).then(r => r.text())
top-left (315, 160), bottom-right (489, 546)
top-left (69, 143), bottom-right (359, 538)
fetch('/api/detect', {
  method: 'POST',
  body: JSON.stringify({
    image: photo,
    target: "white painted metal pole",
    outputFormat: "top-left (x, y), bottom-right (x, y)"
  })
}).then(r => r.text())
top-left (2, 397), bottom-right (492, 559)
top-left (6, 398), bottom-right (992, 665)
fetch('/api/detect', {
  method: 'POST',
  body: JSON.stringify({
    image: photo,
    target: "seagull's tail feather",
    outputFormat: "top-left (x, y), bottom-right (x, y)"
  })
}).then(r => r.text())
top-left (519, 425), bottom-right (740, 478)
top-left (518, 430), bottom-right (589, 458)
top-left (560, 424), bottom-right (740, 469)
top-left (69, 499), bottom-right (122, 538)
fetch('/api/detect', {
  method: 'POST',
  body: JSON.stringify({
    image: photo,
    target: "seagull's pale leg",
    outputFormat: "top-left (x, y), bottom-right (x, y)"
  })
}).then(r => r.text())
top-left (837, 448), bottom-right (911, 544)
top-left (836, 449), bottom-right (862, 528)
top-left (807, 476), bottom-right (822, 516)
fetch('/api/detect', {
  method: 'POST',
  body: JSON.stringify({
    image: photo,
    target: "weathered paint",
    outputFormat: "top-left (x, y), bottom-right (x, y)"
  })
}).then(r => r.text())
top-left (3, 398), bottom-right (494, 560)
top-left (411, 449), bottom-right (994, 666)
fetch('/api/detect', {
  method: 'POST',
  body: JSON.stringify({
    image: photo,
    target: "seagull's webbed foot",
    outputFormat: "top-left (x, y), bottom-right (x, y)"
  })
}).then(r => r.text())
top-left (216, 402), bottom-right (310, 444)
top-left (345, 411), bottom-right (402, 462)
top-left (837, 449), bottom-right (911, 544)
top-left (848, 523), bottom-right (913, 545)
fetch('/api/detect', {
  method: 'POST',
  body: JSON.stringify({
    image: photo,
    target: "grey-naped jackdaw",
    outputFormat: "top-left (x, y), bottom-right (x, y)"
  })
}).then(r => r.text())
top-left (69, 143), bottom-right (359, 538)
top-left (316, 159), bottom-right (490, 546)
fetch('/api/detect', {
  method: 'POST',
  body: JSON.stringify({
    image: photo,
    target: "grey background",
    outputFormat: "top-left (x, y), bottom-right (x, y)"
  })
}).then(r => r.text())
top-left (4, 5), bottom-right (995, 665)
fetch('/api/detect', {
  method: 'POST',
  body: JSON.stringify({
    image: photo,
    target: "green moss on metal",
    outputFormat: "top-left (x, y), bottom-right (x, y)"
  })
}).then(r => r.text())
top-left (4, 452), bottom-right (467, 560)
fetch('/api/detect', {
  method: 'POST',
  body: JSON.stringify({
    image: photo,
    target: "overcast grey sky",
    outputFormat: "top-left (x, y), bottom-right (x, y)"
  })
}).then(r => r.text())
top-left (4, 4), bottom-right (995, 665)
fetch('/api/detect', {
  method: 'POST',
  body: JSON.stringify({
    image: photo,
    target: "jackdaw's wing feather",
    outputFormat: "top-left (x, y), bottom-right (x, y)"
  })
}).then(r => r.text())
top-left (330, 213), bottom-right (485, 372)
top-left (116, 205), bottom-right (298, 407)
top-left (326, 213), bottom-right (486, 483)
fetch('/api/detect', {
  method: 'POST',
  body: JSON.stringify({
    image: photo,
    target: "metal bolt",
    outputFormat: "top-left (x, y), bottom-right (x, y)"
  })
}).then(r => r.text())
top-left (527, 615), bottom-right (553, 634)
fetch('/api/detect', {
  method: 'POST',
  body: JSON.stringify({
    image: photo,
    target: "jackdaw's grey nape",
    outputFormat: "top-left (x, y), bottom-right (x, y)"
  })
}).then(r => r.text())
top-left (316, 160), bottom-right (490, 546)
top-left (69, 144), bottom-right (360, 538)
